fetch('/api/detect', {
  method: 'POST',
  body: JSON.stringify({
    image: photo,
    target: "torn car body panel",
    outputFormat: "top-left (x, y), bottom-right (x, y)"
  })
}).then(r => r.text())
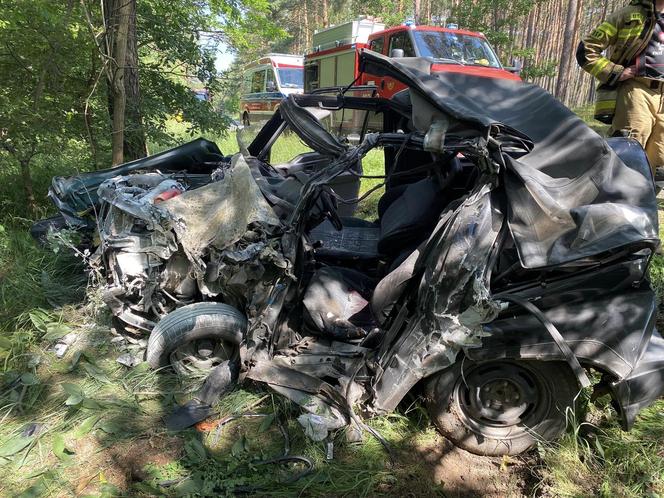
top-left (359, 50), bottom-right (659, 268)
top-left (370, 184), bottom-right (503, 414)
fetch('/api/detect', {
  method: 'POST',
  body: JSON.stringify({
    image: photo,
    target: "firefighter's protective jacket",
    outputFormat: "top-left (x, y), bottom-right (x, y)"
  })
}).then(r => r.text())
top-left (576, 0), bottom-right (656, 122)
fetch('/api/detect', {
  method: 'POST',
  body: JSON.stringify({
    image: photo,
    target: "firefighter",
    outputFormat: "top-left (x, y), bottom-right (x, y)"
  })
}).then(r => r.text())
top-left (577, 0), bottom-right (664, 183)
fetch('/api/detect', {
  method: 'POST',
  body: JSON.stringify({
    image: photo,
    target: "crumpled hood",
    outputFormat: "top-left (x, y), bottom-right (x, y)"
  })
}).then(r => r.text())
top-left (162, 154), bottom-right (281, 264)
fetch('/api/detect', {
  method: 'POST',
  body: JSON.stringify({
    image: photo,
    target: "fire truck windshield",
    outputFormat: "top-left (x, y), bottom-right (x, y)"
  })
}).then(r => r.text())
top-left (277, 68), bottom-right (304, 89)
top-left (413, 30), bottom-right (501, 68)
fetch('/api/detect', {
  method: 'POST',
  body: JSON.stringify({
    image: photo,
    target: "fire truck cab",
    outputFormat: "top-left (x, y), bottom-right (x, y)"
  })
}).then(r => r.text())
top-left (304, 19), bottom-right (520, 97)
top-left (240, 54), bottom-right (304, 126)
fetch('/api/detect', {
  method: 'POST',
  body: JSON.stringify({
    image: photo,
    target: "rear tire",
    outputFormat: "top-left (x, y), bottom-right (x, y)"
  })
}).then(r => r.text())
top-left (146, 303), bottom-right (246, 371)
top-left (425, 359), bottom-right (579, 456)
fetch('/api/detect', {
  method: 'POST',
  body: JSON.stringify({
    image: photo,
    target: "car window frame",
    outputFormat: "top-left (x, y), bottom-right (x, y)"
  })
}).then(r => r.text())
top-left (369, 36), bottom-right (385, 54)
top-left (266, 68), bottom-right (277, 92)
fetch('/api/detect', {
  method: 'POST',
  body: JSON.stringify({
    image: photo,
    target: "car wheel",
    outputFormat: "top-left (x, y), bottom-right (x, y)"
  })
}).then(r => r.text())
top-left (425, 359), bottom-right (579, 456)
top-left (242, 112), bottom-right (250, 127)
top-left (146, 303), bottom-right (246, 375)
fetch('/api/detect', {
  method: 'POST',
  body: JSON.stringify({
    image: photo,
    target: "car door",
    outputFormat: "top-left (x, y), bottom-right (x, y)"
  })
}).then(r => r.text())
top-left (250, 68), bottom-right (268, 120)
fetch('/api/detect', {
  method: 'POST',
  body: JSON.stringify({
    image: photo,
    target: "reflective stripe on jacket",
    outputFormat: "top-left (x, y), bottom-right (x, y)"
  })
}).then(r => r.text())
top-left (576, 0), bottom-right (655, 85)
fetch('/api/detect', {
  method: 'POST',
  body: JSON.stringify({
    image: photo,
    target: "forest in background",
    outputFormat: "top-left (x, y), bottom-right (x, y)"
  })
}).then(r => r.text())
top-left (244, 0), bottom-right (626, 108)
top-left (0, 0), bottom-right (632, 216)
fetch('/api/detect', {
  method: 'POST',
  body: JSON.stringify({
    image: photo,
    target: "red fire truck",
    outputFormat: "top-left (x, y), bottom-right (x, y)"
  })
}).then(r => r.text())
top-left (304, 19), bottom-right (520, 97)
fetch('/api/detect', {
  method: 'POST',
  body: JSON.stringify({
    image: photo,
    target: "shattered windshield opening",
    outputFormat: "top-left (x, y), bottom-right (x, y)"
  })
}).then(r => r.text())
top-left (413, 31), bottom-right (501, 68)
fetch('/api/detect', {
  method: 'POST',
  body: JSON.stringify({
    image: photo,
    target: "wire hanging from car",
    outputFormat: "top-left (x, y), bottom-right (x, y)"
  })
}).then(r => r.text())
top-left (159, 411), bottom-right (314, 493)
top-left (340, 74), bottom-right (362, 96)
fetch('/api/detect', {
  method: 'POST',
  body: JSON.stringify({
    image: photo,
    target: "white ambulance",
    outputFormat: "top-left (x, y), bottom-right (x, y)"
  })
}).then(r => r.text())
top-left (240, 54), bottom-right (304, 126)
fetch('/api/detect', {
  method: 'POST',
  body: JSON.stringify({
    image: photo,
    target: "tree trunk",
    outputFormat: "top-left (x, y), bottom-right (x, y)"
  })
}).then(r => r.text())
top-left (19, 158), bottom-right (37, 215)
top-left (84, 48), bottom-right (99, 166)
top-left (322, 0), bottom-right (329, 28)
top-left (107, 0), bottom-right (131, 165)
top-left (414, 0), bottom-right (421, 24)
top-left (123, 0), bottom-right (147, 161)
top-left (555, 0), bottom-right (579, 102)
top-left (303, 1), bottom-right (309, 49)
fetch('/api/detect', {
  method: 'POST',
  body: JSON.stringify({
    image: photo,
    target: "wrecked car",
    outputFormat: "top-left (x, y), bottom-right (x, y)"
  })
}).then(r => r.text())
top-left (34, 50), bottom-right (664, 456)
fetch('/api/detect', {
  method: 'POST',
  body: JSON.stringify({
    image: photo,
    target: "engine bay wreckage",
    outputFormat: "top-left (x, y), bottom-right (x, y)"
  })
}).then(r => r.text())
top-left (37, 51), bottom-right (664, 456)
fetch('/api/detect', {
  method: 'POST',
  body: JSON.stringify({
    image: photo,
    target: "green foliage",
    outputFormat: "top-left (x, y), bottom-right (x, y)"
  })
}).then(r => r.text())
top-left (512, 48), bottom-right (558, 79)
top-left (0, 0), bottom-right (281, 211)
top-left (650, 254), bottom-right (664, 298)
top-left (106, 0), bottom-right (279, 145)
top-left (0, 1), bottom-right (96, 148)
top-left (538, 400), bottom-right (664, 497)
top-left (0, 223), bottom-right (85, 328)
top-left (0, 0), bottom-right (101, 211)
top-left (449, 0), bottom-right (538, 53)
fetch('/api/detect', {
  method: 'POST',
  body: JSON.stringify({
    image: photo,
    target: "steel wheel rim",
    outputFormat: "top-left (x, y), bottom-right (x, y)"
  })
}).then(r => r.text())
top-left (169, 339), bottom-right (235, 376)
top-left (454, 361), bottom-right (551, 438)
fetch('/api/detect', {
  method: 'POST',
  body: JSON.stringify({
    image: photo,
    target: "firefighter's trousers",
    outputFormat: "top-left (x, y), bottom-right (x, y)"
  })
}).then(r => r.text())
top-left (611, 77), bottom-right (664, 171)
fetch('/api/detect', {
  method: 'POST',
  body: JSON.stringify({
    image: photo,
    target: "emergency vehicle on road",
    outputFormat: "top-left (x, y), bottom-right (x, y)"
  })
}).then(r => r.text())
top-left (304, 18), bottom-right (520, 96)
top-left (240, 54), bottom-right (304, 126)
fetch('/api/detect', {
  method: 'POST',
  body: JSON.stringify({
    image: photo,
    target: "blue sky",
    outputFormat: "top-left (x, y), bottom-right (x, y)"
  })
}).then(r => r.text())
top-left (215, 43), bottom-right (235, 72)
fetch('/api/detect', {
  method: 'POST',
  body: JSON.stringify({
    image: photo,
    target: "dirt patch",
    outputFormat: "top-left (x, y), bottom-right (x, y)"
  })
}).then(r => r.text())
top-left (73, 434), bottom-right (183, 495)
top-left (413, 433), bottom-right (530, 498)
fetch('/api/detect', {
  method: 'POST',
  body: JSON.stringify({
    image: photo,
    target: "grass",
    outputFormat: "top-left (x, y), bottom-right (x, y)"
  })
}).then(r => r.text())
top-left (0, 117), bottom-right (662, 496)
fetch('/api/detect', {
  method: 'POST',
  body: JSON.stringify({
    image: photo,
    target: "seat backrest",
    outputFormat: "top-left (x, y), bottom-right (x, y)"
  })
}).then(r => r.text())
top-left (371, 245), bottom-right (421, 324)
top-left (378, 177), bottom-right (444, 255)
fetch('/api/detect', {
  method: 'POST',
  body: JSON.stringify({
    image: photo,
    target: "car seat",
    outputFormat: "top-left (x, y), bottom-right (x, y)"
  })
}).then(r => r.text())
top-left (307, 171), bottom-right (454, 264)
top-left (302, 245), bottom-right (423, 340)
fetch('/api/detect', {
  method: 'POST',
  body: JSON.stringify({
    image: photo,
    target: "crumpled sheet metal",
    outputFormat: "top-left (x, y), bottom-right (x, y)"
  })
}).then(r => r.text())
top-left (92, 153), bottom-right (287, 331)
top-left (370, 185), bottom-right (502, 413)
top-left (162, 154), bottom-right (281, 265)
top-left (98, 175), bottom-right (182, 232)
top-left (245, 360), bottom-right (349, 441)
top-left (420, 185), bottom-right (502, 346)
top-left (361, 51), bottom-right (658, 268)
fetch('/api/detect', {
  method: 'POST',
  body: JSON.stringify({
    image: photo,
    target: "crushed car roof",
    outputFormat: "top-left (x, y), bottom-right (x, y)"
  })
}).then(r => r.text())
top-left (360, 50), bottom-right (659, 268)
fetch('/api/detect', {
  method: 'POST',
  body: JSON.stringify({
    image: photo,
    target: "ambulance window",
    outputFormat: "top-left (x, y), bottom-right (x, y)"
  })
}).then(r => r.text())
top-left (266, 69), bottom-right (277, 92)
top-left (388, 32), bottom-right (416, 57)
top-left (251, 70), bottom-right (266, 93)
top-left (242, 74), bottom-right (252, 94)
top-left (369, 37), bottom-right (384, 54)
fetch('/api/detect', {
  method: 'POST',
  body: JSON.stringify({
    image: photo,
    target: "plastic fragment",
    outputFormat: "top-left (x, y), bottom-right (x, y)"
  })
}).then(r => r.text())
top-left (116, 353), bottom-right (142, 367)
top-left (297, 414), bottom-right (329, 442)
top-left (53, 343), bottom-right (69, 358)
